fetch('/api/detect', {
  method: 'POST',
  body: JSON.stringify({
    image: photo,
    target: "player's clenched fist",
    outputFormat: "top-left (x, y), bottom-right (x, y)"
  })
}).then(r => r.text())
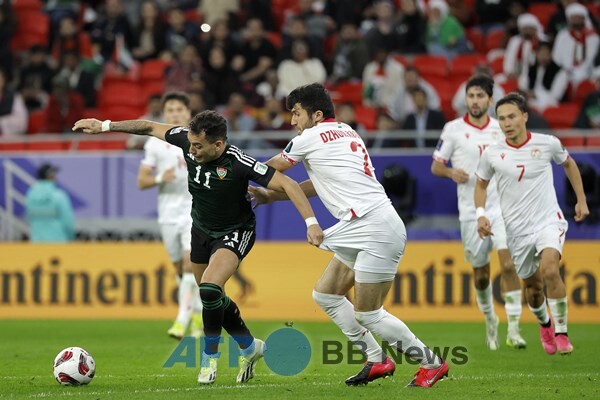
top-left (72, 119), bottom-right (103, 134)
top-left (307, 224), bottom-right (324, 247)
top-left (477, 216), bottom-right (493, 239)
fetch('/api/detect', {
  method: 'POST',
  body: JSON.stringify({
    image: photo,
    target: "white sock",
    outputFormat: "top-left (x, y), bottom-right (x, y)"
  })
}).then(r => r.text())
top-left (312, 290), bottom-right (383, 363)
top-left (475, 281), bottom-right (495, 320)
top-left (355, 307), bottom-right (441, 368)
top-left (547, 297), bottom-right (568, 334)
top-left (528, 300), bottom-right (550, 325)
top-left (503, 289), bottom-right (522, 329)
top-left (175, 273), bottom-right (197, 326)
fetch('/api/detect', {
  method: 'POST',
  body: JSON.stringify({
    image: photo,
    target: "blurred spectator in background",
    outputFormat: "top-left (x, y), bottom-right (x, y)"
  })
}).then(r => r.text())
top-left (19, 45), bottom-right (56, 111)
top-left (426, 0), bottom-right (469, 59)
top-left (390, 66), bottom-right (441, 123)
top-left (256, 98), bottom-right (293, 148)
top-left (330, 23), bottom-right (370, 83)
top-left (325, 0), bottom-right (368, 27)
top-left (336, 102), bottom-right (365, 132)
top-left (447, 0), bottom-right (473, 28)
top-left (221, 92), bottom-right (256, 132)
top-left (397, 0), bottom-right (427, 54)
top-left (280, 16), bottom-right (324, 62)
top-left (52, 16), bottom-right (94, 63)
top-left (90, 0), bottom-right (134, 63)
top-left (198, 0), bottom-right (240, 26)
top-left (46, 75), bottom-right (85, 134)
top-left (362, 47), bottom-right (405, 110)
top-left (44, 0), bottom-right (80, 48)
top-left (165, 7), bottom-right (199, 55)
top-left (452, 64), bottom-right (505, 117)
top-left (239, 18), bottom-right (277, 85)
top-left (0, 69), bottom-right (27, 137)
top-left (363, 0), bottom-right (400, 55)
top-left (55, 51), bottom-right (97, 108)
top-left (475, 0), bottom-right (511, 34)
top-left (519, 41), bottom-right (569, 112)
top-left (127, 93), bottom-right (164, 149)
top-left (132, 0), bottom-right (167, 62)
top-left (202, 46), bottom-right (240, 106)
top-left (371, 111), bottom-right (401, 149)
top-left (277, 39), bottom-right (327, 96)
top-left (165, 44), bottom-right (203, 93)
top-left (547, 0), bottom-right (599, 42)
top-left (503, 13), bottom-right (546, 80)
top-left (288, 0), bottom-right (336, 40)
top-left (255, 69), bottom-right (287, 106)
top-left (25, 164), bottom-right (75, 243)
top-left (552, 3), bottom-right (599, 86)
top-left (0, 2), bottom-right (16, 81)
top-left (402, 87), bottom-right (446, 148)
top-left (573, 66), bottom-right (600, 129)
top-left (187, 90), bottom-right (208, 114)
top-left (195, 18), bottom-right (243, 73)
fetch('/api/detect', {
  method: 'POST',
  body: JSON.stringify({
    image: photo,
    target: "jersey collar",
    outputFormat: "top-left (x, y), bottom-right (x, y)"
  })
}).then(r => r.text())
top-left (505, 131), bottom-right (532, 149)
top-left (321, 118), bottom-right (336, 123)
top-left (462, 114), bottom-right (490, 130)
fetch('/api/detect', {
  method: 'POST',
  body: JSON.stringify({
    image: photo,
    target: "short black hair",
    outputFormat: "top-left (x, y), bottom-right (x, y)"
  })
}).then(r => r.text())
top-left (286, 83), bottom-right (335, 119)
top-left (188, 110), bottom-right (228, 143)
top-left (410, 86), bottom-right (427, 97)
top-left (495, 92), bottom-right (528, 114)
top-left (161, 91), bottom-right (190, 109)
top-left (465, 75), bottom-right (494, 97)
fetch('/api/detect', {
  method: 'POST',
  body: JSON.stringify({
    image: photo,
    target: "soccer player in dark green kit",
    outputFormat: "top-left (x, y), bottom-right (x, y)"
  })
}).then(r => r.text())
top-left (73, 110), bottom-right (324, 384)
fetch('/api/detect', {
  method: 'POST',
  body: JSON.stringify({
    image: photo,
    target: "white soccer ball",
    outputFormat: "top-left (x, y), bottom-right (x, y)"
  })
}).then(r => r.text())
top-left (53, 347), bottom-right (96, 386)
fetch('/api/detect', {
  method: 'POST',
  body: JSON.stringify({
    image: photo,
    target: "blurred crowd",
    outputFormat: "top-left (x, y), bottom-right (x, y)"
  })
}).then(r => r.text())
top-left (0, 0), bottom-right (599, 148)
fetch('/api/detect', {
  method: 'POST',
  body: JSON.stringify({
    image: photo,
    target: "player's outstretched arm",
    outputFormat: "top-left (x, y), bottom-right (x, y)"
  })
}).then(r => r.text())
top-left (474, 178), bottom-right (493, 238)
top-left (72, 118), bottom-right (178, 141)
top-left (266, 171), bottom-right (324, 246)
top-left (563, 157), bottom-right (590, 222)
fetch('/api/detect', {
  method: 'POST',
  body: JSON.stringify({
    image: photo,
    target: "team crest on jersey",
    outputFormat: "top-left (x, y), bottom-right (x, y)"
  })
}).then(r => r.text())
top-left (465, 133), bottom-right (470, 139)
top-left (531, 148), bottom-right (541, 159)
top-left (217, 167), bottom-right (227, 179)
top-left (253, 162), bottom-right (268, 175)
top-left (500, 153), bottom-right (506, 160)
top-left (491, 131), bottom-right (500, 140)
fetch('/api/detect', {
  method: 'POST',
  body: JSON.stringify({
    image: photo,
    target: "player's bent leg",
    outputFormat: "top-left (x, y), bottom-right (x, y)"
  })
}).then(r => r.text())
top-left (312, 257), bottom-right (391, 386)
top-left (497, 249), bottom-right (526, 349)
top-left (353, 278), bottom-right (447, 388)
top-left (524, 269), bottom-right (556, 355)
top-left (473, 264), bottom-right (499, 350)
top-left (540, 248), bottom-right (572, 355)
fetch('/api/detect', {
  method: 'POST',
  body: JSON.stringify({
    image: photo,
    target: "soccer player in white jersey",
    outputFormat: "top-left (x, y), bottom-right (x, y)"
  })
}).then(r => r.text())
top-left (137, 92), bottom-right (202, 339)
top-left (432, 76), bottom-right (526, 350)
top-left (249, 83), bottom-right (448, 388)
top-left (475, 93), bottom-right (589, 355)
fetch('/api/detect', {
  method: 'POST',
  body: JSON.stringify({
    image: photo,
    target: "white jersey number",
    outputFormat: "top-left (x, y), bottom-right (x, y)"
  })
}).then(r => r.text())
top-left (194, 166), bottom-right (212, 188)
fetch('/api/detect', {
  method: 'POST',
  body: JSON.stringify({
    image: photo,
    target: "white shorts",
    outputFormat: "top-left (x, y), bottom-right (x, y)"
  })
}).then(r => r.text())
top-left (319, 204), bottom-right (406, 283)
top-left (160, 218), bottom-right (192, 262)
top-left (508, 221), bottom-right (568, 279)
top-left (460, 215), bottom-right (508, 268)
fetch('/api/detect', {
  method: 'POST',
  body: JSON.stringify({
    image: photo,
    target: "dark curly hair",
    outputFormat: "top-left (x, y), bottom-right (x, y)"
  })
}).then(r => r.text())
top-left (188, 110), bottom-right (228, 143)
top-left (495, 92), bottom-right (528, 114)
top-left (286, 83), bottom-right (335, 119)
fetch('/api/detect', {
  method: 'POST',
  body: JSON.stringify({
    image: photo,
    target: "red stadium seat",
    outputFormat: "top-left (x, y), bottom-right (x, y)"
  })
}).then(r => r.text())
top-left (573, 80), bottom-right (597, 104)
top-left (587, 136), bottom-right (600, 148)
top-left (485, 30), bottom-right (506, 52)
top-left (27, 141), bottom-right (69, 151)
top-left (330, 82), bottom-right (364, 106)
top-left (140, 59), bottom-right (171, 81)
top-left (450, 54), bottom-right (487, 81)
top-left (528, 3), bottom-right (558, 29)
top-left (0, 143), bottom-right (27, 152)
top-left (413, 55), bottom-right (448, 78)
top-left (141, 81), bottom-right (165, 102)
top-left (500, 79), bottom-right (518, 94)
top-left (542, 103), bottom-right (581, 129)
top-left (99, 83), bottom-right (144, 109)
top-left (354, 106), bottom-right (378, 131)
top-left (490, 55), bottom-right (504, 75)
top-left (13, 0), bottom-right (43, 11)
top-left (466, 28), bottom-right (485, 54)
top-left (100, 106), bottom-right (145, 121)
top-left (27, 109), bottom-right (47, 134)
top-left (10, 12), bottom-right (49, 51)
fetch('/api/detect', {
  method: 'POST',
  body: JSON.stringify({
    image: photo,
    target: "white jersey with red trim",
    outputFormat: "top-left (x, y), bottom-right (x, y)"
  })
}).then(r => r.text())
top-left (433, 115), bottom-right (505, 221)
top-left (281, 120), bottom-right (390, 220)
top-left (476, 132), bottom-right (569, 236)
top-left (141, 137), bottom-right (192, 225)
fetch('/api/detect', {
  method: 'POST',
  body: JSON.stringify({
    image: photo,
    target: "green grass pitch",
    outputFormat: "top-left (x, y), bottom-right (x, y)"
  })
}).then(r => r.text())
top-left (0, 320), bottom-right (599, 399)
